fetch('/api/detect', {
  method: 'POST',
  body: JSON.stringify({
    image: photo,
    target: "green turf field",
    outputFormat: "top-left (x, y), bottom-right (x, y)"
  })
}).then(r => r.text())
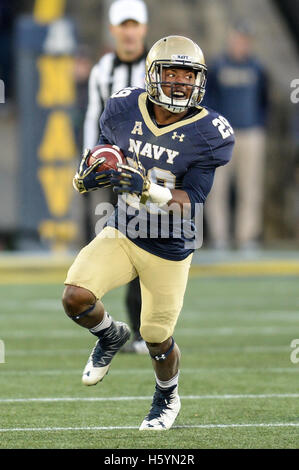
top-left (0, 275), bottom-right (299, 449)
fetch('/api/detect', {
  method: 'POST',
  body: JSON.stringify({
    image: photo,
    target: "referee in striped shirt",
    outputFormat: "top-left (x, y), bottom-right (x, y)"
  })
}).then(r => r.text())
top-left (82, 0), bottom-right (148, 354)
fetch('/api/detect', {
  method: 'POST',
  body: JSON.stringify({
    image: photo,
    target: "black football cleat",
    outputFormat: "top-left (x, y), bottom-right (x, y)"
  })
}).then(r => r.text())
top-left (139, 384), bottom-right (181, 430)
top-left (82, 320), bottom-right (130, 385)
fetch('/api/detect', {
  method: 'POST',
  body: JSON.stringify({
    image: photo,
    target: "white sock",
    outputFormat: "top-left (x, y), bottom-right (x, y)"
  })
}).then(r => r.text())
top-left (155, 370), bottom-right (180, 390)
top-left (89, 312), bottom-right (112, 334)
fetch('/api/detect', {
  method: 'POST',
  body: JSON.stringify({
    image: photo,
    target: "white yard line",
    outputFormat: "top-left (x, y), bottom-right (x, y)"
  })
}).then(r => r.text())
top-left (0, 422), bottom-right (299, 432)
top-left (1, 393), bottom-right (299, 404)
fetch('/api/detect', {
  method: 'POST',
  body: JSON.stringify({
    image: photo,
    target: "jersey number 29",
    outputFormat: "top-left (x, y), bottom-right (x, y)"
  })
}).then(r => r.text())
top-left (212, 116), bottom-right (234, 139)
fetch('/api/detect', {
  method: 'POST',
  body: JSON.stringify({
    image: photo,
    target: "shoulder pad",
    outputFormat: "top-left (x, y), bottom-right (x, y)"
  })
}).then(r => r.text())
top-left (106, 87), bottom-right (145, 116)
top-left (198, 107), bottom-right (234, 140)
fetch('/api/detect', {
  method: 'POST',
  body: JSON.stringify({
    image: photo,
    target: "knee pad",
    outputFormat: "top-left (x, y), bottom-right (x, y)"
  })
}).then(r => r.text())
top-left (140, 322), bottom-right (171, 344)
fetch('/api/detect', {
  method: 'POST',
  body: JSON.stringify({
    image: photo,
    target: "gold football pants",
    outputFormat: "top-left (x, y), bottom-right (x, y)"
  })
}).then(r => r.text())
top-left (65, 227), bottom-right (192, 343)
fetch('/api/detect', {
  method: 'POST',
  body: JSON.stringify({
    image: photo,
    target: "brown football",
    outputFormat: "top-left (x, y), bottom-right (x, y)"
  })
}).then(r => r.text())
top-left (87, 145), bottom-right (126, 172)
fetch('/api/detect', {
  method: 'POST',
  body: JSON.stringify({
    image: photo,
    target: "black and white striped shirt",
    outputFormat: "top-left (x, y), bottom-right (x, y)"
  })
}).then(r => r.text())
top-left (83, 50), bottom-right (147, 149)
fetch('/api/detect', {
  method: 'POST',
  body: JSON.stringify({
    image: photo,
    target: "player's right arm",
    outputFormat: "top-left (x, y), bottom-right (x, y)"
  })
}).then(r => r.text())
top-left (111, 156), bottom-right (213, 215)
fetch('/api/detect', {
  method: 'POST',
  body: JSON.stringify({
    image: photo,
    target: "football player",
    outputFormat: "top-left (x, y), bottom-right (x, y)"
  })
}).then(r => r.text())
top-left (63, 35), bottom-right (235, 430)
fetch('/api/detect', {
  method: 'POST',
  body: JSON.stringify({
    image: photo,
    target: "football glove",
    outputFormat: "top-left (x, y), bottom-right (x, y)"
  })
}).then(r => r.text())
top-left (110, 157), bottom-right (150, 201)
top-left (73, 149), bottom-right (113, 194)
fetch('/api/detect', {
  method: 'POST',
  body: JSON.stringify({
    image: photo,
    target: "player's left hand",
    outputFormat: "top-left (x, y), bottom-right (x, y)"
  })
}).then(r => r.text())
top-left (111, 161), bottom-right (150, 198)
top-left (73, 149), bottom-right (113, 193)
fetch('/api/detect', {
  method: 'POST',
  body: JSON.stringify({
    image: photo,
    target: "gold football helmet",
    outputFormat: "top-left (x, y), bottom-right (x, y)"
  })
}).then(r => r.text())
top-left (145, 35), bottom-right (207, 113)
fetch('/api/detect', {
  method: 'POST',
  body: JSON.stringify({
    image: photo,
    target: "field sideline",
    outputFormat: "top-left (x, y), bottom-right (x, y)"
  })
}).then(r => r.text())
top-left (0, 250), bottom-right (299, 284)
top-left (0, 253), bottom-right (299, 448)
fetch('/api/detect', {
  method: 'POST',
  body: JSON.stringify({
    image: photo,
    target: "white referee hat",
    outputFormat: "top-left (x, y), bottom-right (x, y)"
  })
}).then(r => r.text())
top-left (109, 0), bottom-right (148, 25)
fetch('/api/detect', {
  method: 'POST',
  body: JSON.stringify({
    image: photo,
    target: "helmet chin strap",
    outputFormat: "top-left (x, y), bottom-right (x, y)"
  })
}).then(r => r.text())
top-left (164, 104), bottom-right (187, 114)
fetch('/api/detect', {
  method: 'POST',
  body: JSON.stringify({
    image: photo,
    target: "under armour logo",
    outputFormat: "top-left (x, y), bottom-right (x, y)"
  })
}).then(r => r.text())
top-left (172, 132), bottom-right (185, 142)
top-left (154, 354), bottom-right (166, 361)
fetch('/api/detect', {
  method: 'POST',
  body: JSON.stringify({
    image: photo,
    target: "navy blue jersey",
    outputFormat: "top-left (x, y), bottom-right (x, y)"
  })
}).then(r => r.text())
top-left (98, 87), bottom-right (235, 260)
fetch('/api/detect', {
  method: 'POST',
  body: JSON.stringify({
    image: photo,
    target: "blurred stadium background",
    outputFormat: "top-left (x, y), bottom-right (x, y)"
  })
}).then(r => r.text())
top-left (0, 0), bottom-right (298, 260)
top-left (0, 0), bottom-right (299, 449)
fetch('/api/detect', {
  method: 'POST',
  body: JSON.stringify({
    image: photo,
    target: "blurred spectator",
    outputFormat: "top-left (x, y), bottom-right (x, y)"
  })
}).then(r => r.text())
top-left (204, 21), bottom-right (269, 250)
top-left (83, 0), bottom-right (147, 151)
top-left (82, 0), bottom-right (148, 354)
